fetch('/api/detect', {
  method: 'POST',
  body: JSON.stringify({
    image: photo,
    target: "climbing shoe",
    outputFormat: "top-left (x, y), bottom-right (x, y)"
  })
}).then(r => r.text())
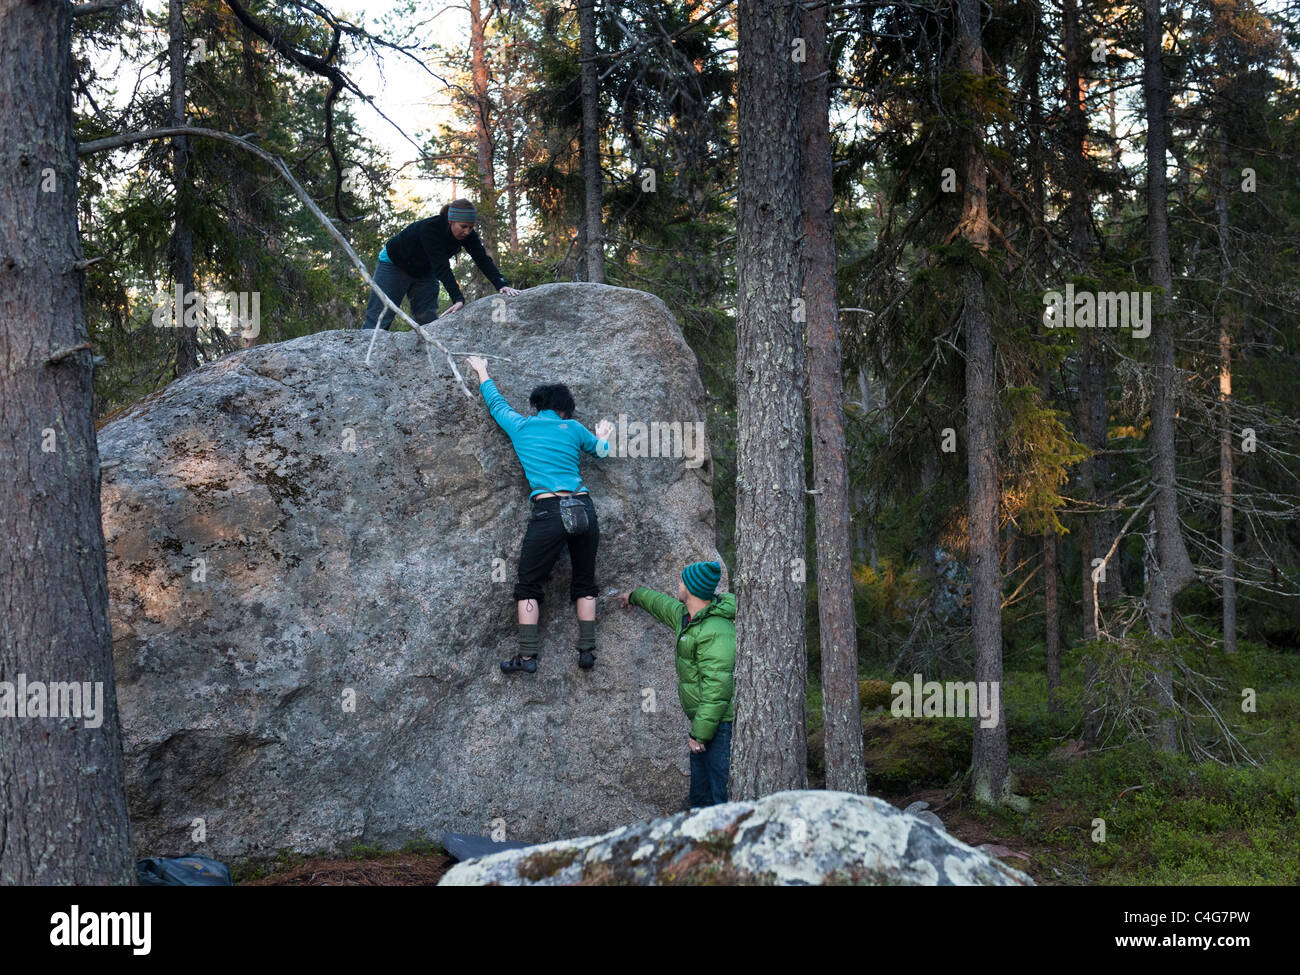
top-left (501, 654), bottom-right (537, 674)
top-left (577, 648), bottom-right (596, 670)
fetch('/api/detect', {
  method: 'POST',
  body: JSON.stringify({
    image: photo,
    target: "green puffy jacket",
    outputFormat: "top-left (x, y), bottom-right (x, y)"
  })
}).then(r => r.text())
top-left (629, 587), bottom-right (736, 742)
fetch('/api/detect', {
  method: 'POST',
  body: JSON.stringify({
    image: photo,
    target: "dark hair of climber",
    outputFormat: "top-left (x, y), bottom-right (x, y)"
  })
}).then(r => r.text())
top-left (528, 384), bottom-right (576, 420)
top-left (358, 198), bottom-right (522, 331)
top-left (464, 355), bottom-right (616, 677)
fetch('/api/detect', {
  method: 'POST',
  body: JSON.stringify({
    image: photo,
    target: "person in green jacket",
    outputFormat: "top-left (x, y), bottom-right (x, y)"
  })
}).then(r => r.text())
top-left (619, 560), bottom-right (735, 808)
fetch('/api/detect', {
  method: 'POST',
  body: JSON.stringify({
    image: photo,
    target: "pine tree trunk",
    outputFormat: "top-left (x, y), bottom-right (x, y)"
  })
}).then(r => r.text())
top-left (169, 0), bottom-right (199, 376)
top-left (239, 27), bottom-right (263, 348)
top-left (1108, 84), bottom-right (1122, 217)
top-left (852, 369), bottom-right (874, 565)
top-left (1064, 0), bottom-right (1108, 744)
top-left (800, 0), bottom-right (866, 794)
top-left (578, 0), bottom-right (604, 283)
top-left (918, 449), bottom-right (939, 589)
top-left (575, 218), bottom-right (587, 281)
top-left (1079, 339), bottom-right (1113, 632)
top-left (470, 0), bottom-right (496, 250)
top-left (0, 0), bottom-right (136, 884)
top-left (1028, 20), bottom-right (1063, 718)
top-left (1215, 133), bottom-right (1237, 655)
top-left (1143, 0), bottom-right (1195, 752)
top-left (1219, 326), bottom-right (1236, 654)
top-left (1062, 0), bottom-right (1090, 253)
top-left (1078, 338), bottom-right (1111, 744)
top-left (506, 80), bottom-right (519, 250)
top-left (732, 0), bottom-right (807, 798)
top-left (1026, 3), bottom-right (1045, 233)
top-left (1065, 0), bottom-right (1116, 636)
top-left (1045, 532), bottom-right (1062, 714)
top-left (957, 0), bottom-right (1009, 804)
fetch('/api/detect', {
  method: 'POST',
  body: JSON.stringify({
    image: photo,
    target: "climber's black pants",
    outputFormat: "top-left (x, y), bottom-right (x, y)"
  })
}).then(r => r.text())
top-left (359, 258), bottom-right (440, 330)
top-left (513, 494), bottom-right (599, 604)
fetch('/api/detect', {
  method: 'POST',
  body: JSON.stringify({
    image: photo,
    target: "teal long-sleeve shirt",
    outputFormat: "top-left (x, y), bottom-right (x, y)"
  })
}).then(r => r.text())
top-left (478, 378), bottom-right (610, 497)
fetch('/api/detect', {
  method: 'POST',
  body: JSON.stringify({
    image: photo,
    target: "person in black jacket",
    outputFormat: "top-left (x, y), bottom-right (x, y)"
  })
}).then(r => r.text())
top-left (360, 198), bottom-right (520, 330)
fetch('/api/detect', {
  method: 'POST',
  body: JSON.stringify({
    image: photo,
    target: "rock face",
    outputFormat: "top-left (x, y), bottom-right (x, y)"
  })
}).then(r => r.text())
top-left (438, 790), bottom-right (1036, 886)
top-left (99, 283), bottom-right (723, 863)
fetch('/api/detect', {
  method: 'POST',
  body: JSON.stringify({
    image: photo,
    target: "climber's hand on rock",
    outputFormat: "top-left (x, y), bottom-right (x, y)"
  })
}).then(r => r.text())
top-left (595, 419), bottom-right (614, 443)
top-left (444, 301), bottom-right (464, 316)
top-left (617, 591), bottom-right (631, 609)
top-left (499, 286), bottom-right (521, 297)
top-left (465, 356), bottom-right (489, 381)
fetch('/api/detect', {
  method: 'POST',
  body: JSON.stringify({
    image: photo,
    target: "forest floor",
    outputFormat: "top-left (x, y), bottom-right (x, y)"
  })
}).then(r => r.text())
top-left (238, 840), bottom-right (454, 885)
top-left (814, 639), bottom-right (1300, 885)
top-left (236, 642), bottom-right (1299, 885)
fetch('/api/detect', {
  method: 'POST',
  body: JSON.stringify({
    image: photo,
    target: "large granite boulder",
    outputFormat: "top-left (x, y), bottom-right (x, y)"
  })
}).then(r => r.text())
top-left (439, 790), bottom-right (1036, 885)
top-left (99, 283), bottom-right (722, 863)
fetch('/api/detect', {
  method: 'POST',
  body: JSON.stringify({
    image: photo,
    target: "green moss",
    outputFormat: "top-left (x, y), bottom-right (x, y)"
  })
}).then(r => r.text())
top-left (859, 678), bottom-right (895, 709)
top-left (230, 847), bottom-right (309, 884)
top-left (516, 847), bottom-right (580, 882)
top-left (863, 714), bottom-right (973, 792)
top-left (696, 812), bottom-right (752, 857)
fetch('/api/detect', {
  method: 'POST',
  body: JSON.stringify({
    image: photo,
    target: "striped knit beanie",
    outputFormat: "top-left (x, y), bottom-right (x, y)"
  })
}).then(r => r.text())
top-left (682, 560), bottom-right (722, 599)
top-left (447, 202), bottom-right (477, 224)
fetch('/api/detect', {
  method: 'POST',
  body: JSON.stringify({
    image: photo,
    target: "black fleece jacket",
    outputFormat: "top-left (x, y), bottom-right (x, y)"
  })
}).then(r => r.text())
top-left (383, 214), bottom-right (509, 303)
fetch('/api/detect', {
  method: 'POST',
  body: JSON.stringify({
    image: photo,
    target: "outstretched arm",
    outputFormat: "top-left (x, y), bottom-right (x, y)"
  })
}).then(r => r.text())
top-left (623, 586), bottom-right (685, 631)
top-left (433, 259), bottom-right (464, 306)
top-left (466, 356), bottom-right (525, 434)
top-left (463, 232), bottom-right (511, 292)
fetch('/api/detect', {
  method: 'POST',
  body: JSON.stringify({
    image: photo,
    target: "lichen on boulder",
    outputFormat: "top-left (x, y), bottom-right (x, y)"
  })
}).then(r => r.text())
top-left (439, 790), bottom-right (1036, 886)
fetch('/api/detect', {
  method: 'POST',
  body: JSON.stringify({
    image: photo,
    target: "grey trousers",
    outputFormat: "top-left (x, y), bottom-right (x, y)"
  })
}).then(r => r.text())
top-left (360, 259), bottom-right (441, 330)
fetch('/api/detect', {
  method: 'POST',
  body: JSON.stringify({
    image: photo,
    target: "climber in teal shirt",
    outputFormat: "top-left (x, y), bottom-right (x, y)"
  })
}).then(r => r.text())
top-left (476, 377), bottom-right (609, 497)
top-left (466, 355), bottom-right (614, 676)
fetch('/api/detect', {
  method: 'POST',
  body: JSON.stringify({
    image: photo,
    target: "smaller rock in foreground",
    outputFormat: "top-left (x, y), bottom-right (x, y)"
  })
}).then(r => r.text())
top-left (438, 790), bottom-right (1035, 886)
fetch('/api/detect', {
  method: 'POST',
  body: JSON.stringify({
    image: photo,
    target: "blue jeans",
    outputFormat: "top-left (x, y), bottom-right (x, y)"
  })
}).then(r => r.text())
top-left (688, 720), bottom-right (732, 808)
top-left (360, 258), bottom-right (441, 330)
